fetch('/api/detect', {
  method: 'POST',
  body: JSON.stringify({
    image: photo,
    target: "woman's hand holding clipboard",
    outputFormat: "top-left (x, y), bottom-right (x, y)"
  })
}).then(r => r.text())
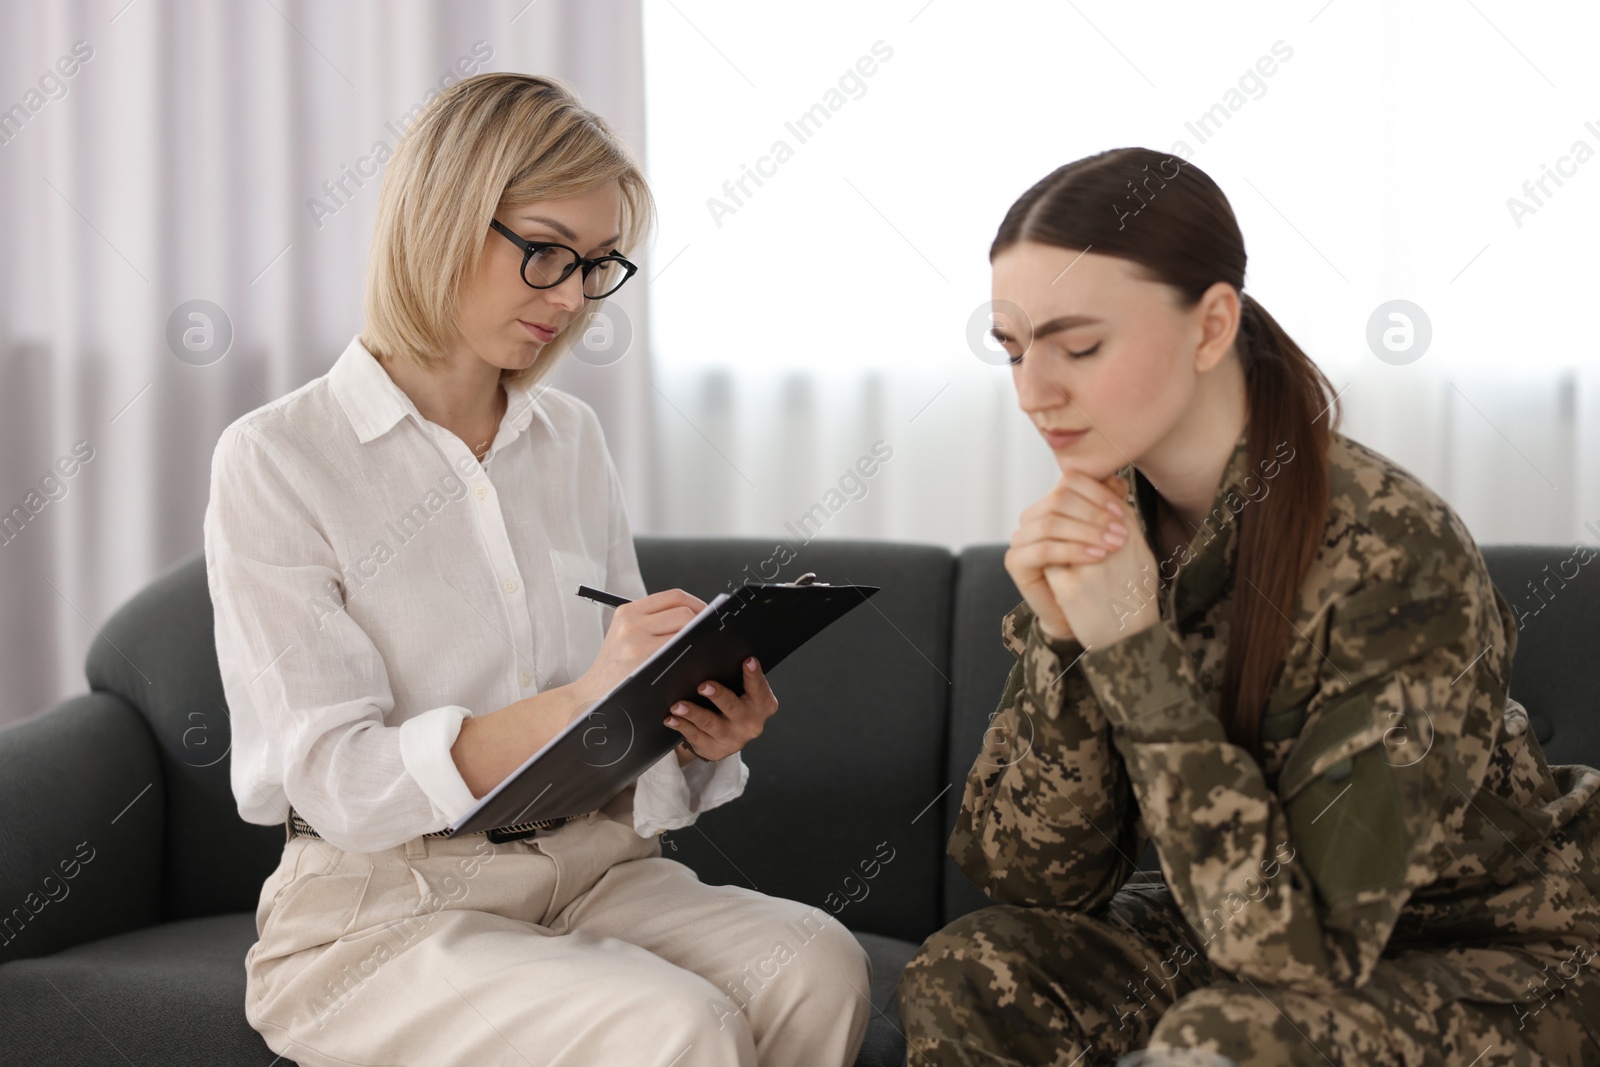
top-left (571, 583), bottom-right (778, 764)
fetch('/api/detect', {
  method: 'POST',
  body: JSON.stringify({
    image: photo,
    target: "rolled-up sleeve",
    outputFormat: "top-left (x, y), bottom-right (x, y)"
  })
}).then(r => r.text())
top-left (396, 708), bottom-right (477, 823)
top-left (204, 424), bottom-right (479, 853)
top-left (633, 751), bottom-right (750, 837)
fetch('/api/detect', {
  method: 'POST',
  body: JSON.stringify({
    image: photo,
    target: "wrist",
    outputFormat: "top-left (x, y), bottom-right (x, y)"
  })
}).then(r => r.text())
top-left (1036, 621), bottom-right (1072, 644)
top-left (562, 677), bottom-right (602, 721)
top-left (1032, 616), bottom-right (1079, 653)
top-left (1073, 604), bottom-right (1158, 652)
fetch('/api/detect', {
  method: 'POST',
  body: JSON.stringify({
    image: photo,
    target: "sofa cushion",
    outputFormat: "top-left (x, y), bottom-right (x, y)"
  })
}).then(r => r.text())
top-left (853, 931), bottom-right (920, 1067)
top-left (0, 911), bottom-right (918, 1067)
top-left (0, 913), bottom-right (271, 1066)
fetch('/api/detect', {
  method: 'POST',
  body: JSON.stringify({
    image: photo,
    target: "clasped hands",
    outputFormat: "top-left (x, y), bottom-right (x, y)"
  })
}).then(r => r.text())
top-left (1004, 466), bottom-right (1164, 651)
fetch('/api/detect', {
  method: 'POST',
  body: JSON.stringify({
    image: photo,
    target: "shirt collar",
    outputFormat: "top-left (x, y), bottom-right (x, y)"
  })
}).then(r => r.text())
top-left (1123, 424), bottom-right (1253, 625)
top-left (329, 335), bottom-right (554, 446)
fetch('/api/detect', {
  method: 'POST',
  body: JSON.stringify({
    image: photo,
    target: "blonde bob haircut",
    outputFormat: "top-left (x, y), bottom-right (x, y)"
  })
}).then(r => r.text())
top-left (361, 72), bottom-right (654, 387)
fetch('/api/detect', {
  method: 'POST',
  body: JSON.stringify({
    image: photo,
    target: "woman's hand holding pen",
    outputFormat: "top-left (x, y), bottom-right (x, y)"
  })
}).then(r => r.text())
top-left (571, 588), bottom-right (779, 764)
top-left (459, 589), bottom-right (742, 800)
top-left (573, 589), bottom-right (708, 705)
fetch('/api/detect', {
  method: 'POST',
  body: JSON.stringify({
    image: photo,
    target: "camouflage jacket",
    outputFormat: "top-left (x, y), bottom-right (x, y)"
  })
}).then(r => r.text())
top-left (949, 427), bottom-right (1600, 994)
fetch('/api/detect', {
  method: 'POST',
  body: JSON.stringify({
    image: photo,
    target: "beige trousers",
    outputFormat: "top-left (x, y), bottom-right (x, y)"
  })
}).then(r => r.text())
top-left (244, 789), bottom-right (873, 1067)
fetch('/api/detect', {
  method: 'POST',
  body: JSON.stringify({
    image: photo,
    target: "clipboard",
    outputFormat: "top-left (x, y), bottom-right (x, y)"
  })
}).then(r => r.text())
top-left (446, 575), bottom-right (881, 834)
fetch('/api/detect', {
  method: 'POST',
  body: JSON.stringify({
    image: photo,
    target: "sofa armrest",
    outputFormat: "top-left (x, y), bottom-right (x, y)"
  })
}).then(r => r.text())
top-left (0, 693), bottom-right (164, 963)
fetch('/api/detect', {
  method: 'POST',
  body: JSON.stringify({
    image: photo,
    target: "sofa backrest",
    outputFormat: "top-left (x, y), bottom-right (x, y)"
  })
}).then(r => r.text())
top-left (631, 537), bottom-right (955, 943)
top-left (942, 545), bottom-right (1028, 924)
top-left (1475, 545), bottom-right (1600, 766)
top-left (85, 553), bottom-right (285, 923)
top-left (82, 539), bottom-right (1597, 939)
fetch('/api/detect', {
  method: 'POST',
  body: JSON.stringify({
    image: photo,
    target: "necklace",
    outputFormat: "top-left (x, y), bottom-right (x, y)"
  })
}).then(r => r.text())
top-left (471, 386), bottom-right (507, 464)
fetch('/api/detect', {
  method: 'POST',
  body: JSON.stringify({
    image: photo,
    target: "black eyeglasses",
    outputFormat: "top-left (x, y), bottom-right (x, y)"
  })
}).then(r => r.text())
top-left (489, 219), bottom-right (638, 299)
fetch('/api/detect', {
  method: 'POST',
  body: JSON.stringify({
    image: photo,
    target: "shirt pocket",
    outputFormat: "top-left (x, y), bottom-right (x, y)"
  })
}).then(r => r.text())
top-left (549, 548), bottom-right (609, 685)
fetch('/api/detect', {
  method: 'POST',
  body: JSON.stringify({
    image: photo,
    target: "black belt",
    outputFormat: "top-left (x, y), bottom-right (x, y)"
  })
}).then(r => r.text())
top-left (287, 805), bottom-right (573, 845)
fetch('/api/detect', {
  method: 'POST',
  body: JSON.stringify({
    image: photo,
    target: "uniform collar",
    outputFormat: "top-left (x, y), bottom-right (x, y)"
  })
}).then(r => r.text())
top-left (1124, 424), bottom-right (1253, 625)
top-left (328, 335), bottom-right (554, 446)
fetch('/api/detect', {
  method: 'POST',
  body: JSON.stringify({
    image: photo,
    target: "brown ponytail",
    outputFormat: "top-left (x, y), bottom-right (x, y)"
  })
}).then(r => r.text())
top-left (1225, 292), bottom-right (1335, 752)
top-left (992, 148), bottom-right (1340, 755)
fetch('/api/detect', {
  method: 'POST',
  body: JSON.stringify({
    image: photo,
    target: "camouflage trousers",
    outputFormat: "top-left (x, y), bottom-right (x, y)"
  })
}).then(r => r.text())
top-left (897, 880), bottom-right (1600, 1067)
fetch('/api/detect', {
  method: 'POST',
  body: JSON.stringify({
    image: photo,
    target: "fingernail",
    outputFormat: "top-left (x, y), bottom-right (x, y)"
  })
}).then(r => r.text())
top-left (664, 716), bottom-right (677, 726)
top-left (699, 684), bottom-right (713, 696)
top-left (1086, 545), bottom-right (1107, 558)
top-left (745, 657), bottom-right (758, 671)
top-left (1106, 500), bottom-right (1123, 516)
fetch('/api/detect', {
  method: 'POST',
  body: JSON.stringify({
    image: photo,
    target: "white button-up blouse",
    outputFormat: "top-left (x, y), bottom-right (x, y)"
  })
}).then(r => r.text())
top-left (202, 335), bottom-right (748, 853)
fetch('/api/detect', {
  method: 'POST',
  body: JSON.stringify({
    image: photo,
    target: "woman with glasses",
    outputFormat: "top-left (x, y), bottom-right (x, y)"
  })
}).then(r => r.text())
top-left (896, 148), bottom-right (1600, 1066)
top-left (206, 73), bottom-right (870, 1067)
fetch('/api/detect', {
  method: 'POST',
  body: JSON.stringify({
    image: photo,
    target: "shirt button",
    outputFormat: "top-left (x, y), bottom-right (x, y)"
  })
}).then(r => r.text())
top-left (520, 672), bottom-right (532, 687)
top-left (473, 485), bottom-right (488, 499)
top-left (503, 579), bottom-right (518, 593)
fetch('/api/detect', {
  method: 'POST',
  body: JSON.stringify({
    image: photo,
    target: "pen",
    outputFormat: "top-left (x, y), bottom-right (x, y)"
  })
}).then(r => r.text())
top-left (575, 584), bottom-right (633, 608)
top-left (577, 572), bottom-right (822, 609)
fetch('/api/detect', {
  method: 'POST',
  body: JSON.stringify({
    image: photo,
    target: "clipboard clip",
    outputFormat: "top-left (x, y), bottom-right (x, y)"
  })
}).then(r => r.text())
top-left (724, 572), bottom-right (826, 626)
top-left (778, 572), bottom-right (830, 587)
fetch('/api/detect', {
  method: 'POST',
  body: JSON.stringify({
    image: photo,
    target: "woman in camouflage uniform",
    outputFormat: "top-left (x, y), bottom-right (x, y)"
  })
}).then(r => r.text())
top-left (897, 148), bottom-right (1600, 1067)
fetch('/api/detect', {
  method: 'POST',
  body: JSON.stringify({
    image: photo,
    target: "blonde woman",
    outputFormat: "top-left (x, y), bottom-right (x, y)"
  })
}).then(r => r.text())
top-left (205, 73), bottom-right (870, 1067)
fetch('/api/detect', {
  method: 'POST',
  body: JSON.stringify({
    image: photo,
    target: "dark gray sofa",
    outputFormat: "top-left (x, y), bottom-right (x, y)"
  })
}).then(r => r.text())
top-left (2, 537), bottom-right (1596, 1067)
